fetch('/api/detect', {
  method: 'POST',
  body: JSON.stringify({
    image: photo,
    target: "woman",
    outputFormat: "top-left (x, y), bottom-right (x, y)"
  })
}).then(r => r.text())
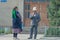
top-left (12, 6), bottom-right (22, 38)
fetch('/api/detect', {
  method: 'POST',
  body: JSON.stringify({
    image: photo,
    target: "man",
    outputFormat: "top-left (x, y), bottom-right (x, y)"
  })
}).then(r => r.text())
top-left (28, 7), bottom-right (41, 39)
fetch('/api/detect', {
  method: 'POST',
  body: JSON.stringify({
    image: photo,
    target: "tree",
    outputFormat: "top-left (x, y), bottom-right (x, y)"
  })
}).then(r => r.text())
top-left (47, 0), bottom-right (60, 26)
top-left (46, 0), bottom-right (60, 37)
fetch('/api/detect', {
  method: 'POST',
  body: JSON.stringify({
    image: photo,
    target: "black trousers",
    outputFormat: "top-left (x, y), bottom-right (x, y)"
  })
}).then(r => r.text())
top-left (30, 25), bottom-right (38, 39)
top-left (13, 33), bottom-right (18, 38)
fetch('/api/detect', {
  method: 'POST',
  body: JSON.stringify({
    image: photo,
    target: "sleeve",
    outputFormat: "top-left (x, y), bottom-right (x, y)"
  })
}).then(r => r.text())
top-left (16, 11), bottom-right (21, 18)
top-left (29, 14), bottom-right (34, 19)
top-left (12, 10), bottom-right (16, 18)
top-left (37, 14), bottom-right (41, 22)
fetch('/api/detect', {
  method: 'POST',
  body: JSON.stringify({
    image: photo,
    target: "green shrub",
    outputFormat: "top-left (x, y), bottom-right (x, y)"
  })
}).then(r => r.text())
top-left (45, 27), bottom-right (60, 37)
top-left (0, 28), bottom-right (12, 34)
top-left (0, 28), bottom-right (4, 34)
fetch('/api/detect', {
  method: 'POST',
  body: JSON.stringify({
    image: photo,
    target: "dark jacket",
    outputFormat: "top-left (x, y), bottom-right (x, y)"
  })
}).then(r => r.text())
top-left (30, 13), bottom-right (40, 25)
top-left (12, 10), bottom-right (22, 31)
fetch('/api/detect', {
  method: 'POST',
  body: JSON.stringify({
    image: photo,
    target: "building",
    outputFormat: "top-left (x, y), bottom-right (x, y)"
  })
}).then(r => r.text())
top-left (0, 0), bottom-right (49, 27)
top-left (0, 0), bottom-right (24, 27)
top-left (24, 0), bottom-right (49, 27)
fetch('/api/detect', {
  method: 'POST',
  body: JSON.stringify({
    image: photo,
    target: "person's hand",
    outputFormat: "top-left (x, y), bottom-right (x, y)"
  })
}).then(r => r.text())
top-left (32, 12), bottom-right (34, 16)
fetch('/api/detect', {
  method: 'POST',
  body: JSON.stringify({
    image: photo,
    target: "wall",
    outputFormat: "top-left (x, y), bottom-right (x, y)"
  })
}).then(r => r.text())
top-left (0, 0), bottom-right (24, 27)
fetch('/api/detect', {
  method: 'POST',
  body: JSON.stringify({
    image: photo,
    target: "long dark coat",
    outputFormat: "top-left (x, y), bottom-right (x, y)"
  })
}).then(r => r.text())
top-left (12, 10), bottom-right (22, 33)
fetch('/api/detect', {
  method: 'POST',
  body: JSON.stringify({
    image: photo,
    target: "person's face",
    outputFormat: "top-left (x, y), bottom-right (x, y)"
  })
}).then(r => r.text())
top-left (34, 11), bottom-right (37, 13)
top-left (34, 10), bottom-right (36, 12)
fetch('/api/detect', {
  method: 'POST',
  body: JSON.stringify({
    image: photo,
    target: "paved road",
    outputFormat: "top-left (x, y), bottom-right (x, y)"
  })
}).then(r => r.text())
top-left (0, 34), bottom-right (44, 40)
top-left (0, 34), bottom-right (60, 40)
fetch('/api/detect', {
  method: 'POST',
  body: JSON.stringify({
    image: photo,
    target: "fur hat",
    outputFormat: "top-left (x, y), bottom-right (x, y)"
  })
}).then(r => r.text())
top-left (33, 7), bottom-right (37, 11)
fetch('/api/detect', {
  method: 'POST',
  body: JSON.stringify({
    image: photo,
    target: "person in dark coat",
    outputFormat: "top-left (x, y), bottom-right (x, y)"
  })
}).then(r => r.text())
top-left (12, 6), bottom-right (22, 38)
top-left (28, 7), bottom-right (40, 39)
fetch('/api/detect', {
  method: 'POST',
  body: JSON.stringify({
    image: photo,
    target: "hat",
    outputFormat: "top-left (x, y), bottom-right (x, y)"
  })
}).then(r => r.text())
top-left (33, 7), bottom-right (37, 11)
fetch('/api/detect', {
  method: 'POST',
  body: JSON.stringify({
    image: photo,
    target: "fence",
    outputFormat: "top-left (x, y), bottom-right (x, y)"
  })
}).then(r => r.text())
top-left (0, 27), bottom-right (12, 34)
top-left (45, 26), bottom-right (60, 37)
top-left (0, 26), bottom-right (60, 37)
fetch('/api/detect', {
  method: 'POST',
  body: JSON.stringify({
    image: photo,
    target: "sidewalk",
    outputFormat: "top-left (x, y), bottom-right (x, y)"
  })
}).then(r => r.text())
top-left (0, 34), bottom-right (44, 40)
top-left (40, 37), bottom-right (60, 40)
top-left (0, 34), bottom-right (60, 40)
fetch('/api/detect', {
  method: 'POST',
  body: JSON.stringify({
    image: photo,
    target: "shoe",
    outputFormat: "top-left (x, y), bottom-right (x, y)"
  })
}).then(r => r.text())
top-left (34, 38), bottom-right (36, 39)
top-left (28, 37), bottom-right (32, 39)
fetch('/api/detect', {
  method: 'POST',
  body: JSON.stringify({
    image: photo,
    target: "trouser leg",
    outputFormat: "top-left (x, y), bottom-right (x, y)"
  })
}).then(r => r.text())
top-left (30, 25), bottom-right (34, 38)
top-left (34, 25), bottom-right (38, 39)
top-left (13, 33), bottom-right (18, 38)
